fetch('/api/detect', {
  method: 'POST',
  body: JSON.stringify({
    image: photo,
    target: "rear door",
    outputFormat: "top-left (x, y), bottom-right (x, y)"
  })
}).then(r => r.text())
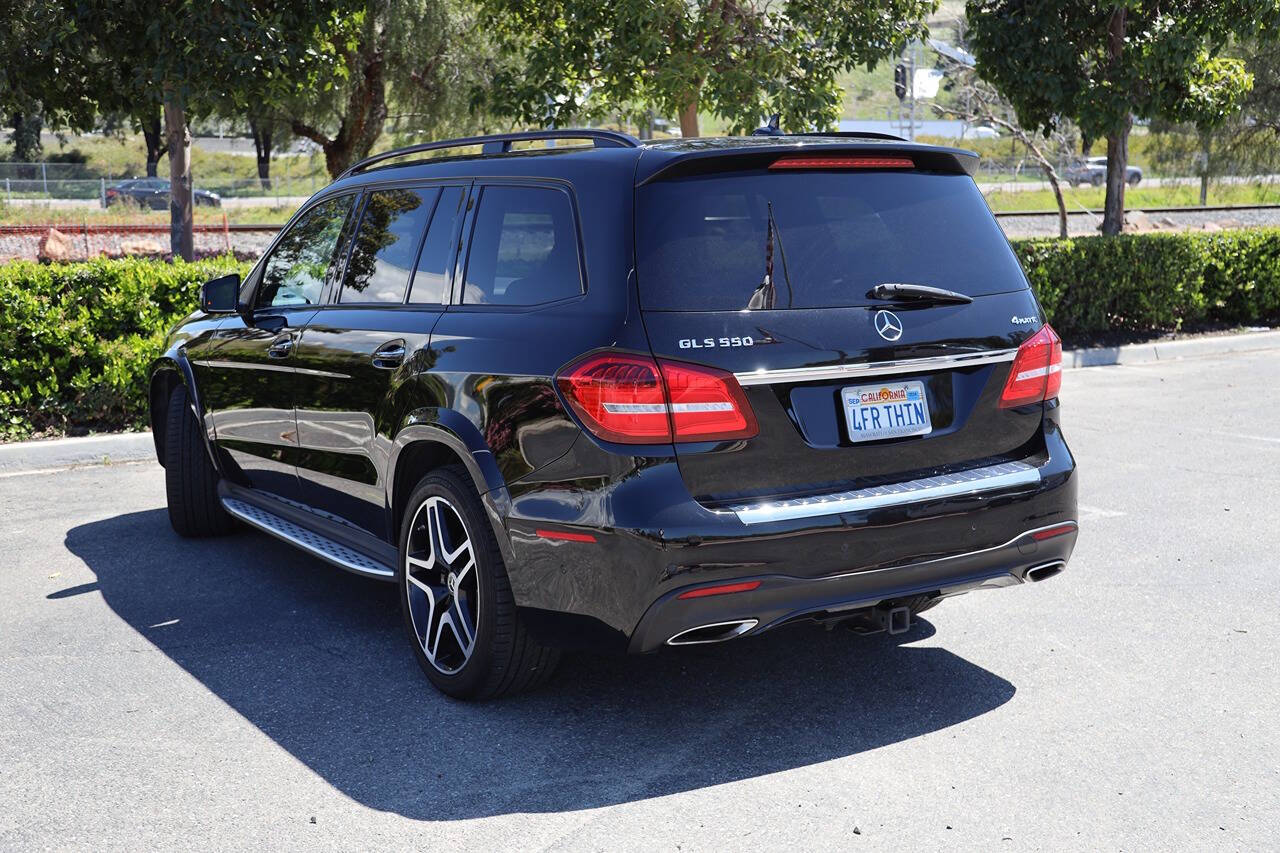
top-left (634, 160), bottom-right (1045, 503)
top-left (291, 184), bottom-right (465, 542)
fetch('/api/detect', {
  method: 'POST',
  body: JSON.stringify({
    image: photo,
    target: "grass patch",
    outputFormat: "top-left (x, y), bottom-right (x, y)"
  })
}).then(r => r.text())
top-left (985, 181), bottom-right (1280, 212)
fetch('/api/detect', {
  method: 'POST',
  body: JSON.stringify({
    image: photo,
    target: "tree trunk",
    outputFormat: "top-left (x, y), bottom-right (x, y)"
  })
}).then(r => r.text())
top-left (163, 88), bottom-right (194, 262)
top-left (11, 109), bottom-right (43, 163)
top-left (141, 112), bottom-right (167, 178)
top-left (679, 100), bottom-right (700, 138)
top-left (1100, 6), bottom-right (1128, 236)
top-left (1101, 122), bottom-right (1130, 236)
top-left (250, 117), bottom-right (273, 189)
top-left (1198, 130), bottom-right (1210, 207)
top-left (1047, 171), bottom-right (1069, 239)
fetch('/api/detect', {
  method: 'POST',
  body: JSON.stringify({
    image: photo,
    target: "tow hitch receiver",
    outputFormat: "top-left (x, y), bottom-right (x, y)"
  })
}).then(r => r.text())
top-left (840, 604), bottom-right (913, 635)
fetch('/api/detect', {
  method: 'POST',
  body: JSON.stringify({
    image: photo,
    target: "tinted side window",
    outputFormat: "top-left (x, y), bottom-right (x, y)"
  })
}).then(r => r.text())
top-left (462, 185), bottom-right (581, 306)
top-left (408, 186), bottom-right (464, 304)
top-left (257, 194), bottom-right (356, 308)
top-left (340, 188), bottom-right (437, 304)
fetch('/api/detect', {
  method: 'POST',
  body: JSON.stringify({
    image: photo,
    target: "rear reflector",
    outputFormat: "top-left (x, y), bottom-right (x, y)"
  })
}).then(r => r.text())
top-left (535, 528), bottom-right (597, 543)
top-left (557, 351), bottom-right (758, 444)
top-left (1031, 523), bottom-right (1077, 541)
top-left (999, 324), bottom-right (1063, 408)
top-left (769, 155), bottom-right (914, 170)
top-left (676, 580), bottom-right (762, 600)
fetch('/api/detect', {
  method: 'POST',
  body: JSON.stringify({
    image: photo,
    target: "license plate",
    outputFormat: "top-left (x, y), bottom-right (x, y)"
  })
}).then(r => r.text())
top-left (842, 380), bottom-right (933, 443)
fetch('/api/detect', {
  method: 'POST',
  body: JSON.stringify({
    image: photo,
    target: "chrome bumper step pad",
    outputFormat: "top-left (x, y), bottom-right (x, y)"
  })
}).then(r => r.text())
top-left (221, 497), bottom-right (395, 579)
top-left (726, 460), bottom-right (1041, 525)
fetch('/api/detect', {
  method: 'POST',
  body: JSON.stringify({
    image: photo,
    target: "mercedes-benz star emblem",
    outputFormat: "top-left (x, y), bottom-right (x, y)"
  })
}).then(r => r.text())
top-left (874, 309), bottom-right (903, 342)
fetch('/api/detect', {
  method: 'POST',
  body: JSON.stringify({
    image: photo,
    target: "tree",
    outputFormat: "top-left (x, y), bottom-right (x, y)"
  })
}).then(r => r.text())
top-left (1, 0), bottom-right (342, 259)
top-left (284, 0), bottom-right (496, 178)
top-left (934, 64), bottom-right (1076, 238)
top-left (476, 0), bottom-right (937, 138)
top-left (966, 2), bottom-right (1280, 235)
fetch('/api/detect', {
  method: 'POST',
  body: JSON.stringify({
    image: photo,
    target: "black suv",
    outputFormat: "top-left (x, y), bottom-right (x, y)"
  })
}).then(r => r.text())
top-left (151, 129), bottom-right (1078, 699)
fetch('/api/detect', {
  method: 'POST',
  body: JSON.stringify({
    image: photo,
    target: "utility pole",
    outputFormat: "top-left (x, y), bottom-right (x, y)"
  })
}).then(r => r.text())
top-left (908, 43), bottom-right (916, 142)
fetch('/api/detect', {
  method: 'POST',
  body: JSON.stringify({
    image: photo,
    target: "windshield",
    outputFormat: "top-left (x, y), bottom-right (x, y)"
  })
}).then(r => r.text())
top-left (635, 170), bottom-right (1029, 311)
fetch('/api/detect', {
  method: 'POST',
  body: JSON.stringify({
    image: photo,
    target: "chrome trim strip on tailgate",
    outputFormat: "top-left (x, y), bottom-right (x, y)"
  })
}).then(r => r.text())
top-left (734, 349), bottom-right (1017, 386)
top-left (726, 460), bottom-right (1040, 524)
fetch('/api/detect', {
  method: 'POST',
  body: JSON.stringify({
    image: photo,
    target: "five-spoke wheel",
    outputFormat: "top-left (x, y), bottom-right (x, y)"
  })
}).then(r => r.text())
top-left (397, 466), bottom-right (560, 699)
top-left (405, 496), bottom-right (479, 674)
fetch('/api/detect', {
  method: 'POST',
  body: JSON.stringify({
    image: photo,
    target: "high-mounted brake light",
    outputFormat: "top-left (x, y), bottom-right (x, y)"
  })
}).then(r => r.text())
top-left (556, 351), bottom-right (758, 444)
top-left (769, 155), bottom-right (914, 170)
top-left (999, 324), bottom-right (1063, 409)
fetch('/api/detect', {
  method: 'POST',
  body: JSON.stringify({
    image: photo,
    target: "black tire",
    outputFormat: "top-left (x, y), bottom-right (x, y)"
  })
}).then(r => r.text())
top-left (1128, 174), bottom-right (1141, 187)
top-left (1090, 173), bottom-right (1104, 187)
top-left (164, 384), bottom-right (236, 537)
top-left (397, 465), bottom-right (559, 700)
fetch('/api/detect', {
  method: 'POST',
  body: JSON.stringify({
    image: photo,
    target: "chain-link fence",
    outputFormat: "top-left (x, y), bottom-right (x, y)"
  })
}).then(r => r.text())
top-left (0, 161), bottom-right (322, 206)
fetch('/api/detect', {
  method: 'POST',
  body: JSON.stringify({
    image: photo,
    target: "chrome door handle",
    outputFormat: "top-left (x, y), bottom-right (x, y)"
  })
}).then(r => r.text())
top-left (267, 336), bottom-right (294, 358)
top-left (372, 341), bottom-right (406, 369)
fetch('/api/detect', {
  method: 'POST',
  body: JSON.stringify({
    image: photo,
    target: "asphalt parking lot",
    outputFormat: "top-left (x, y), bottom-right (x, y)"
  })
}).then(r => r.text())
top-left (2, 349), bottom-right (1278, 851)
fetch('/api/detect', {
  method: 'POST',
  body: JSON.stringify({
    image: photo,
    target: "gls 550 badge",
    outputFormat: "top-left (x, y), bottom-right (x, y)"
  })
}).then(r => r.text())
top-left (678, 336), bottom-right (755, 349)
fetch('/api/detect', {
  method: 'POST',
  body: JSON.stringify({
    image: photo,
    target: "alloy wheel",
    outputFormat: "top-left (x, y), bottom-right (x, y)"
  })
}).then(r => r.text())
top-left (404, 496), bottom-right (479, 674)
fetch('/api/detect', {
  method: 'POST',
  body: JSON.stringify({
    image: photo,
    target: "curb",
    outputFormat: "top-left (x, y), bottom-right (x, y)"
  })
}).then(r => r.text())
top-left (1063, 328), bottom-right (1280, 369)
top-left (0, 432), bottom-right (155, 474)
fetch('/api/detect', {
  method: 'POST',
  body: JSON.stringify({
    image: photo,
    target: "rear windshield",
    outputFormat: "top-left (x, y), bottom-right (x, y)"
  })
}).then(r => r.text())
top-left (635, 170), bottom-right (1028, 311)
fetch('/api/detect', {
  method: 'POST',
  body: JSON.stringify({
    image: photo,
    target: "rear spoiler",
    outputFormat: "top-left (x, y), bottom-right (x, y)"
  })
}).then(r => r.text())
top-left (635, 140), bottom-right (980, 185)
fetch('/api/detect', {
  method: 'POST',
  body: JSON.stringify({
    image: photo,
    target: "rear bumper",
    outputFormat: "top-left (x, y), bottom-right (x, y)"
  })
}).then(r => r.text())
top-left (626, 522), bottom-right (1076, 652)
top-left (503, 411), bottom-right (1077, 651)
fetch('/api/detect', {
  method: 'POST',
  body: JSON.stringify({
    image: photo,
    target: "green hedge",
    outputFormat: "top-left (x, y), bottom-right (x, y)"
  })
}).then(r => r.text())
top-left (1013, 229), bottom-right (1280, 337)
top-left (2, 230), bottom-right (1279, 440)
top-left (0, 256), bottom-right (250, 440)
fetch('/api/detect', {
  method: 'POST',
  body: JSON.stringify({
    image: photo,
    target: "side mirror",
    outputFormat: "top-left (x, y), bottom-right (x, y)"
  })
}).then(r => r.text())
top-left (201, 274), bottom-right (241, 314)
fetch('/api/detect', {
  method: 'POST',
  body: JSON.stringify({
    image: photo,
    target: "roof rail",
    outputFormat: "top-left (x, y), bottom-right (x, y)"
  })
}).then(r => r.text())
top-left (338, 129), bottom-right (642, 179)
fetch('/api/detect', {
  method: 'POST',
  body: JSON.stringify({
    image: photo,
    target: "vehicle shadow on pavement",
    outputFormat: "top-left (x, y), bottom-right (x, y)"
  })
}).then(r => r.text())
top-left (64, 509), bottom-right (1016, 821)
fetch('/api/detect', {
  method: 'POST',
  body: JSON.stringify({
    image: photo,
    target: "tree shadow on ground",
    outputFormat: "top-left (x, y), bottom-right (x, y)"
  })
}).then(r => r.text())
top-left (62, 509), bottom-right (1015, 820)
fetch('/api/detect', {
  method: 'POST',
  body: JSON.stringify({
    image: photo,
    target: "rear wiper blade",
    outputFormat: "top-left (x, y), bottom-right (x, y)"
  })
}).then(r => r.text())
top-left (868, 282), bottom-right (973, 305)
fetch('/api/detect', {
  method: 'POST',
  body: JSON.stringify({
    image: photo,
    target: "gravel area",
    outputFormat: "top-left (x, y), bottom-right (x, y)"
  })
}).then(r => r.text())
top-left (0, 229), bottom-right (274, 260)
top-left (997, 205), bottom-right (1280, 238)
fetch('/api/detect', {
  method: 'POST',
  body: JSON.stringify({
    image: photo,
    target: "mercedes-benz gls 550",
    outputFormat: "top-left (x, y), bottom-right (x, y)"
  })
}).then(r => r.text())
top-left (151, 128), bottom-right (1078, 699)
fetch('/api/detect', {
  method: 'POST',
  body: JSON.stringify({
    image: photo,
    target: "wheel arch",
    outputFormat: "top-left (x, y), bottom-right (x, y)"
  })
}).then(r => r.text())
top-left (386, 411), bottom-right (516, 566)
top-left (148, 356), bottom-right (202, 468)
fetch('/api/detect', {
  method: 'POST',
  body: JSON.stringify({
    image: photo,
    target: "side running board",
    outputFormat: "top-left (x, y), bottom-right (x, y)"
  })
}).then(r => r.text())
top-left (221, 497), bottom-right (396, 580)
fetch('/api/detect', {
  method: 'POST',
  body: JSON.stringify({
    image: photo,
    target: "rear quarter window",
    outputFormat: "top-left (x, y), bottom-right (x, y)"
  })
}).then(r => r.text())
top-left (461, 185), bottom-right (582, 306)
top-left (636, 170), bottom-right (1028, 311)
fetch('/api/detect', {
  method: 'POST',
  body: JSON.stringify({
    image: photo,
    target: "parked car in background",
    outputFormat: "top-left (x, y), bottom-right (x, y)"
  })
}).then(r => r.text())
top-left (104, 178), bottom-right (222, 209)
top-left (151, 128), bottom-right (1077, 700)
top-left (1064, 156), bottom-right (1142, 187)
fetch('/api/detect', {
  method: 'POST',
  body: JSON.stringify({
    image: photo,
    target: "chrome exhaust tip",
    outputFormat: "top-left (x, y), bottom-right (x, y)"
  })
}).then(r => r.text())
top-left (666, 619), bottom-right (758, 646)
top-left (1024, 561), bottom-right (1066, 583)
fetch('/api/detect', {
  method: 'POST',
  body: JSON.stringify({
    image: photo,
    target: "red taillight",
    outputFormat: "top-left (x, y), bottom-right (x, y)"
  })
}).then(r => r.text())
top-left (769, 155), bottom-right (914, 170)
top-left (999, 324), bottom-right (1063, 409)
top-left (658, 359), bottom-right (757, 441)
top-left (677, 580), bottom-right (762, 600)
top-left (556, 351), bottom-right (758, 444)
